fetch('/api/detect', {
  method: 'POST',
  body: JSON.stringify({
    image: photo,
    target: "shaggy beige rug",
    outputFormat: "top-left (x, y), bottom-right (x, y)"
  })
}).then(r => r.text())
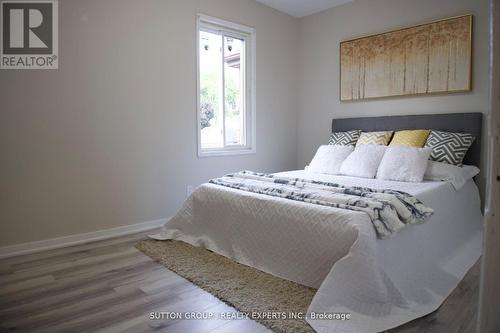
top-left (136, 239), bottom-right (317, 333)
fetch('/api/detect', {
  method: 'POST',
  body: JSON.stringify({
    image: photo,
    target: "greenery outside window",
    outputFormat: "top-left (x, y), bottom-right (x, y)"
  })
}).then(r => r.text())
top-left (197, 15), bottom-right (256, 157)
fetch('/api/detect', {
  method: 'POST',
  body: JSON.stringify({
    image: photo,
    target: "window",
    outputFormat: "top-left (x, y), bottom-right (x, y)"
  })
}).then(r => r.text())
top-left (197, 15), bottom-right (256, 157)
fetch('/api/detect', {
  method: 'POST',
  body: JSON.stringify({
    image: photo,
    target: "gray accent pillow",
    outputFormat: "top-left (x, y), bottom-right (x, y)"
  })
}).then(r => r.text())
top-left (328, 130), bottom-right (361, 146)
top-left (424, 130), bottom-right (475, 166)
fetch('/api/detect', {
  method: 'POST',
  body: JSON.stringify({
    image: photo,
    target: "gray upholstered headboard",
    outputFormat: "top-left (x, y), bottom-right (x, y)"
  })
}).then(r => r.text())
top-left (331, 113), bottom-right (482, 167)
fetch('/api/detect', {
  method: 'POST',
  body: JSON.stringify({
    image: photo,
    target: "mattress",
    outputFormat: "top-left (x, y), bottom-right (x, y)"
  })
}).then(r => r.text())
top-left (151, 170), bottom-right (483, 333)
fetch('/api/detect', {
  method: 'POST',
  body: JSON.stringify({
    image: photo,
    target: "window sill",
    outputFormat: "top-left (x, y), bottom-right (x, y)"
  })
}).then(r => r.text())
top-left (198, 148), bottom-right (256, 158)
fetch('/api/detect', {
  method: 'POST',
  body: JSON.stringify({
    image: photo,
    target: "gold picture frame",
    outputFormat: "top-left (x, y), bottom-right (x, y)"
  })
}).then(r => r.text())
top-left (340, 15), bottom-right (473, 102)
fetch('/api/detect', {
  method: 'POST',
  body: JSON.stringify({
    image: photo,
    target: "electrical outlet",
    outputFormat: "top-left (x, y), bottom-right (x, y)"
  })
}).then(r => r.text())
top-left (187, 185), bottom-right (194, 197)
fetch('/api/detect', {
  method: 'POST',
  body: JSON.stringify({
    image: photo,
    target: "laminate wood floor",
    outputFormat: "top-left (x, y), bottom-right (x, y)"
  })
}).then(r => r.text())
top-left (0, 230), bottom-right (480, 333)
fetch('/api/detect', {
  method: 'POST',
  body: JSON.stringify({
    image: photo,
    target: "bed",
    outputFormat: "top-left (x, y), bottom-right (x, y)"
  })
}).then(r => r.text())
top-left (152, 113), bottom-right (483, 333)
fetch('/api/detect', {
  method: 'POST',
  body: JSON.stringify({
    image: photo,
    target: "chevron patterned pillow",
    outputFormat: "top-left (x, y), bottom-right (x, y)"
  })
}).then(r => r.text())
top-left (356, 131), bottom-right (394, 146)
top-left (424, 130), bottom-right (475, 165)
top-left (328, 130), bottom-right (361, 146)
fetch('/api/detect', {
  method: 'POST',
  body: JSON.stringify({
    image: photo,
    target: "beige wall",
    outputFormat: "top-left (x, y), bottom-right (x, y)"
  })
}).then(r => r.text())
top-left (0, 0), bottom-right (299, 246)
top-left (296, 0), bottom-right (490, 195)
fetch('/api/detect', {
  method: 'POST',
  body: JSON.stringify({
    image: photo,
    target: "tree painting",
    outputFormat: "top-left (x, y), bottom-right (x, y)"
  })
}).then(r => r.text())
top-left (340, 15), bottom-right (472, 101)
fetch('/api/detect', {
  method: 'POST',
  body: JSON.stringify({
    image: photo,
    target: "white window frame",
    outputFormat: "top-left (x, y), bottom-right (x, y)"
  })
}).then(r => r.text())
top-left (196, 14), bottom-right (256, 157)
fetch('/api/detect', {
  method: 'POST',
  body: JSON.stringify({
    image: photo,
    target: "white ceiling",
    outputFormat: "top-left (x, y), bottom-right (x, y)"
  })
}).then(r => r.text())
top-left (255, 0), bottom-right (353, 18)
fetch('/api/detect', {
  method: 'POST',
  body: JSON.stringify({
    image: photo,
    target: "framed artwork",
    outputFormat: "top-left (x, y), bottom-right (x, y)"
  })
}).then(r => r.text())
top-left (340, 15), bottom-right (472, 101)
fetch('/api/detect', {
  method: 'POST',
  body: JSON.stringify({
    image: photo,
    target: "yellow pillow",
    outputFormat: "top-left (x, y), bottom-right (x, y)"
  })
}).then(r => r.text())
top-left (355, 131), bottom-right (393, 146)
top-left (390, 129), bottom-right (431, 147)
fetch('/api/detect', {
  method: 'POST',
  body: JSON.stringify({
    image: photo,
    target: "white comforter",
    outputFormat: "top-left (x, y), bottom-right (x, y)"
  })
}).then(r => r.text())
top-left (151, 170), bottom-right (483, 333)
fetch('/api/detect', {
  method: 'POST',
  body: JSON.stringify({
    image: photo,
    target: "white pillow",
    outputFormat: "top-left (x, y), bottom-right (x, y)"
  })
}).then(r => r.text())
top-left (308, 145), bottom-right (354, 175)
top-left (376, 146), bottom-right (431, 182)
top-left (340, 144), bottom-right (387, 178)
top-left (424, 161), bottom-right (480, 190)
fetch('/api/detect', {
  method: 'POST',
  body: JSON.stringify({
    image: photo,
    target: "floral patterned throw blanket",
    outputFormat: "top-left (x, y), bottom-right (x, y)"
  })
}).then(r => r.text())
top-left (209, 170), bottom-right (433, 238)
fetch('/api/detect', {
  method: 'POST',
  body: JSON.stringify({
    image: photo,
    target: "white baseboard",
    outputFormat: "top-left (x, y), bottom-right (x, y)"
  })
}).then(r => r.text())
top-left (0, 218), bottom-right (167, 259)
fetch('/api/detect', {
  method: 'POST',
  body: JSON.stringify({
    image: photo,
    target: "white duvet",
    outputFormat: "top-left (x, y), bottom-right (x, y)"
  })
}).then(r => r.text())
top-left (151, 170), bottom-right (483, 333)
